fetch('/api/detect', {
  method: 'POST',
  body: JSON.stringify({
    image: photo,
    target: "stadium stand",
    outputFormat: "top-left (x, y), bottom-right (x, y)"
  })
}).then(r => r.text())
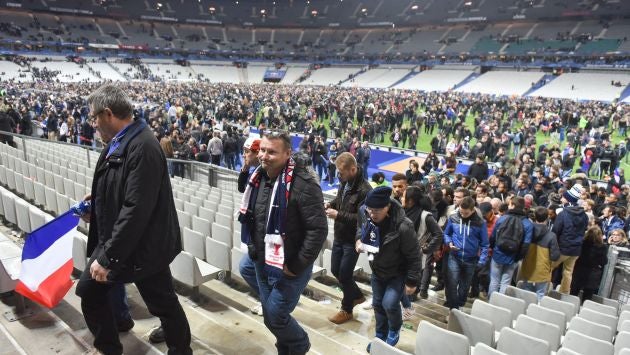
top-left (456, 71), bottom-right (545, 96)
top-left (393, 68), bottom-right (476, 91)
top-left (528, 72), bottom-right (630, 102)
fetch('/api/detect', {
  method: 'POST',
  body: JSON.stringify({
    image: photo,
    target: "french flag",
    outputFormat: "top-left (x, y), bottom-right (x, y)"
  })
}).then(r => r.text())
top-left (15, 211), bottom-right (79, 308)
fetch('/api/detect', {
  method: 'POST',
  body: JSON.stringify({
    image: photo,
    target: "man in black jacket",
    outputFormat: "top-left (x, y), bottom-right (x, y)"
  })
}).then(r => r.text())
top-left (75, 84), bottom-right (191, 355)
top-left (241, 131), bottom-right (327, 355)
top-left (325, 152), bottom-right (372, 324)
top-left (467, 153), bottom-right (489, 183)
top-left (356, 186), bottom-right (421, 350)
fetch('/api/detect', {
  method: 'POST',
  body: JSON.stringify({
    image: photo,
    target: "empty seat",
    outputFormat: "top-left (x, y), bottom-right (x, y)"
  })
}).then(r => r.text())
top-left (173, 198), bottom-right (184, 211)
top-left (619, 311), bottom-right (630, 332)
top-left (198, 206), bottom-right (215, 223)
top-left (205, 237), bottom-right (230, 271)
top-left (620, 320), bottom-right (630, 333)
top-left (556, 348), bottom-right (581, 355)
top-left (23, 176), bottom-right (34, 201)
top-left (212, 222), bottom-right (232, 248)
top-left (526, 303), bottom-right (566, 334)
top-left (176, 210), bottom-right (192, 233)
top-left (170, 251), bottom-right (221, 294)
top-left (496, 327), bottom-right (550, 355)
top-left (33, 182), bottom-right (46, 208)
top-left (56, 192), bottom-right (69, 216)
top-left (447, 308), bottom-right (494, 347)
top-left (192, 215), bottom-right (212, 236)
top-left (615, 331), bottom-right (630, 355)
top-left (583, 300), bottom-right (618, 317)
top-left (14, 172), bottom-right (24, 195)
top-left (6, 170), bottom-right (16, 191)
top-left (218, 205), bottom-right (233, 216)
top-left (472, 343), bottom-right (506, 355)
top-left (471, 299), bottom-right (512, 334)
top-left (370, 337), bottom-right (408, 355)
top-left (506, 285), bottom-right (539, 307)
top-left (514, 314), bottom-right (561, 351)
top-left (562, 330), bottom-right (613, 355)
top-left (215, 212), bottom-right (232, 230)
top-left (579, 308), bottom-right (618, 333)
top-left (541, 296), bottom-right (577, 322)
top-left (490, 292), bottom-right (526, 322)
top-left (230, 247), bottom-right (246, 279)
top-left (14, 198), bottom-right (31, 233)
top-left (182, 227), bottom-right (206, 260)
top-left (28, 205), bottom-right (47, 231)
top-left (44, 186), bottom-right (58, 214)
top-left (183, 201), bottom-right (198, 216)
top-left (568, 315), bottom-right (614, 342)
top-left (547, 290), bottom-right (581, 312)
top-left (591, 295), bottom-right (620, 312)
top-left (73, 232), bottom-right (88, 272)
top-left (1, 188), bottom-right (17, 225)
top-left (415, 320), bottom-right (470, 355)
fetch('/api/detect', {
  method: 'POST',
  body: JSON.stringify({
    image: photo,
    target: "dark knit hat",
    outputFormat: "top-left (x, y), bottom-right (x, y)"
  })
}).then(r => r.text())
top-left (365, 186), bottom-right (392, 209)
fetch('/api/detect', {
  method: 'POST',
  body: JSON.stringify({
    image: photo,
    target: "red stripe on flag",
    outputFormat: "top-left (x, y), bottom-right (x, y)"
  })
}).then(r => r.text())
top-left (15, 259), bottom-right (74, 308)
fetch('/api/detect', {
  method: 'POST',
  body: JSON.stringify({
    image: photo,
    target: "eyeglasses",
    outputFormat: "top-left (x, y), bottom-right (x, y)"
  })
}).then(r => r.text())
top-left (89, 109), bottom-right (106, 122)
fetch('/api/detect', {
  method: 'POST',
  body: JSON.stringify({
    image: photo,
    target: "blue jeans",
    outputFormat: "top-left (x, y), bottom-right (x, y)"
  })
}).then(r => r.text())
top-left (488, 260), bottom-right (519, 298)
top-left (445, 255), bottom-right (477, 309)
top-left (239, 253), bottom-right (259, 297)
top-left (371, 275), bottom-right (405, 340)
top-left (254, 262), bottom-right (312, 355)
top-left (519, 281), bottom-right (548, 302)
top-left (225, 153), bottom-right (237, 170)
top-left (331, 240), bottom-right (363, 312)
top-left (108, 283), bottom-right (131, 323)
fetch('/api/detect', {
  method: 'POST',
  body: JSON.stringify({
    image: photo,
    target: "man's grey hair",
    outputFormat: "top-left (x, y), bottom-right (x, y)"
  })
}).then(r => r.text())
top-left (87, 84), bottom-right (133, 119)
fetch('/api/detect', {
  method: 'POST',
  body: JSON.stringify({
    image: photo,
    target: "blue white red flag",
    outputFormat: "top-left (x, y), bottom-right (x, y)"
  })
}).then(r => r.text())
top-left (15, 211), bottom-right (79, 308)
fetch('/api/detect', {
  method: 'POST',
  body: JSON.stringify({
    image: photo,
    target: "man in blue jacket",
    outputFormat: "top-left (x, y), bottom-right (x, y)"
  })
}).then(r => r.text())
top-left (488, 196), bottom-right (534, 297)
top-left (552, 183), bottom-right (589, 294)
top-left (443, 196), bottom-right (489, 309)
top-left (600, 205), bottom-right (625, 241)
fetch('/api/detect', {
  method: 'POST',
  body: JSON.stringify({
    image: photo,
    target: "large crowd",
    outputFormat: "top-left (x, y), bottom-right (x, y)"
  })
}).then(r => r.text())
top-left (2, 79), bottom-right (630, 352)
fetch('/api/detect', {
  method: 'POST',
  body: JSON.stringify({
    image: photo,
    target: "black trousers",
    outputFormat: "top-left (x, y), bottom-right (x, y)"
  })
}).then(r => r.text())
top-left (76, 265), bottom-right (192, 355)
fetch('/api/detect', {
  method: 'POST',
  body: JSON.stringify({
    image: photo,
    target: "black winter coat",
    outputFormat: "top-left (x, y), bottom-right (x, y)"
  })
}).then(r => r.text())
top-left (356, 200), bottom-right (422, 286)
top-left (87, 119), bottom-right (182, 282)
top-left (247, 164), bottom-right (328, 276)
top-left (572, 240), bottom-right (608, 290)
top-left (329, 167), bottom-right (372, 244)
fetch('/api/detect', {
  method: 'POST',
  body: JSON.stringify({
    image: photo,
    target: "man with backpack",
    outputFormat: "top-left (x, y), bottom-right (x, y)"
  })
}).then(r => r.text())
top-left (488, 196), bottom-right (534, 297)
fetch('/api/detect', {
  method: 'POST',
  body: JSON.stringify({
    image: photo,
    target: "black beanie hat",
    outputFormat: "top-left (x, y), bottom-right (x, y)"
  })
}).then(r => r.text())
top-left (365, 186), bottom-right (392, 209)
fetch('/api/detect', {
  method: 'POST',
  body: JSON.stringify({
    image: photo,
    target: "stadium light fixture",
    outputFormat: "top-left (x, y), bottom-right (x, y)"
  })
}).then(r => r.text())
top-left (311, 9), bottom-right (318, 17)
top-left (156, 2), bottom-right (163, 10)
top-left (411, 4), bottom-right (418, 10)
top-left (361, 7), bottom-right (368, 17)
top-left (208, 6), bottom-right (216, 14)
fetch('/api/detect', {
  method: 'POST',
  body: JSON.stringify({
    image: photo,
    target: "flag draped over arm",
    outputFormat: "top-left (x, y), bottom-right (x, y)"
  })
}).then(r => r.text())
top-left (15, 211), bottom-right (79, 308)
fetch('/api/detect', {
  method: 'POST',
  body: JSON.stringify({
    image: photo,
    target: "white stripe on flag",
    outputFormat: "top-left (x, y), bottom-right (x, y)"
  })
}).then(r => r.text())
top-left (19, 229), bottom-right (74, 291)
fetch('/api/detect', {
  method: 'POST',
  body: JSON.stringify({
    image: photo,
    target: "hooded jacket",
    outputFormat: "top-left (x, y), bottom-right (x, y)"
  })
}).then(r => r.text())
top-left (601, 215), bottom-right (625, 241)
top-left (443, 210), bottom-right (489, 264)
top-left (491, 209), bottom-right (534, 265)
top-left (519, 223), bottom-right (560, 283)
top-left (552, 205), bottom-right (589, 256)
top-left (356, 200), bottom-right (421, 286)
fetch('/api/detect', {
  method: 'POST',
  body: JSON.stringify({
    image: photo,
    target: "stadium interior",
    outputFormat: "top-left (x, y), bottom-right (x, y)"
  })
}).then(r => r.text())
top-left (1, 0), bottom-right (630, 354)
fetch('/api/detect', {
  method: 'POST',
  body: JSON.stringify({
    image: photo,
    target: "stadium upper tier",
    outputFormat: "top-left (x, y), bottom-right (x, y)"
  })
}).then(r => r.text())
top-left (1, 7), bottom-right (630, 58)
top-left (5, 0), bottom-right (630, 28)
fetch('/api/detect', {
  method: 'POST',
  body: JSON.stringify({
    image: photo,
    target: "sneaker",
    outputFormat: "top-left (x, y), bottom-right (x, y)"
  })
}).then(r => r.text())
top-left (250, 303), bottom-right (263, 316)
top-left (402, 306), bottom-right (414, 321)
top-left (385, 329), bottom-right (400, 346)
top-left (149, 326), bottom-right (165, 344)
top-left (352, 296), bottom-right (367, 307)
top-left (116, 317), bottom-right (135, 333)
top-left (361, 298), bottom-right (373, 310)
top-left (328, 310), bottom-right (353, 324)
top-left (419, 290), bottom-right (429, 299)
top-left (431, 284), bottom-right (445, 291)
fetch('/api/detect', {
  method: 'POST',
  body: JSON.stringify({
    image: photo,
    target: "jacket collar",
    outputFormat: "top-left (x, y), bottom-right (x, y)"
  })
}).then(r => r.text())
top-left (106, 119), bottom-right (148, 159)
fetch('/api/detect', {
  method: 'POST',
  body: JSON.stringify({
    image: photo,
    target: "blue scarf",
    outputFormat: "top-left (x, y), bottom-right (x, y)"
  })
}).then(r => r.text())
top-left (360, 208), bottom-right (381, 260)
top-left (238, 157), bottom-right (295, 248)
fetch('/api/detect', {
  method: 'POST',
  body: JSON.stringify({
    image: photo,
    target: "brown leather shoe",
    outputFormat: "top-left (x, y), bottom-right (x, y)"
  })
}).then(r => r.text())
top-left (352, 296), bottom-right (367, 307)
top-left (328, 310), bottom-right (353, 324)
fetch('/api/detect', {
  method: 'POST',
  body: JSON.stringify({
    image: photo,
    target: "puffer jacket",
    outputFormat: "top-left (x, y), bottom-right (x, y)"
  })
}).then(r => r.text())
top-left (443, 210), bottom-right (489, 265)
top-left (356, 200), bottom-right (422, 286)
top-left (247, 164), bottom-right (328, 276)
top-left (87, 119), bottom-right (181, 282)
top-left (329, 166), bottom-right (372, 244)
top-left (552, 206), bottom-right (589, 256)
top-left (491, 209), bottom-right (534, 265)
top-left (519, 223), bottom-right (560, 283)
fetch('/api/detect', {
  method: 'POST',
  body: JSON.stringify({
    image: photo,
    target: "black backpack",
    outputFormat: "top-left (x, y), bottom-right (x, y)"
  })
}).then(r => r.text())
top-left (495, 215), bottom-right (524, 254)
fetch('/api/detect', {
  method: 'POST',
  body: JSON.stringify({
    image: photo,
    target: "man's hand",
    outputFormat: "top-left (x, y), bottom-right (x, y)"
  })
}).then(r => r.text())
top-left (283, 264), bottom-right (296, 277)
top-left (90, 259), bottom-right (110, 283)
top-left (325, 208), bottom-right (338, 219)
top-left (81, 193), bottom-right (92, 223)
top-left (405, 285), bottom-right (417, 295)
top-left (355, 240), bottom-right (363, 253)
